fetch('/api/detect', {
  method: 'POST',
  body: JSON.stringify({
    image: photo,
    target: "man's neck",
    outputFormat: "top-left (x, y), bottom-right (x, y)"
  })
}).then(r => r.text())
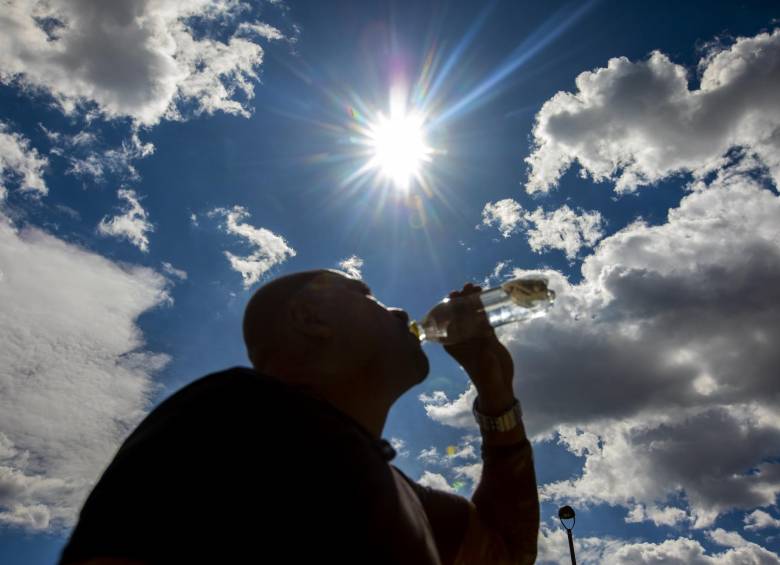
top-left (261, 366), bottom-right (396, 440)
top-left (304, 380), bottom-right (392, 440)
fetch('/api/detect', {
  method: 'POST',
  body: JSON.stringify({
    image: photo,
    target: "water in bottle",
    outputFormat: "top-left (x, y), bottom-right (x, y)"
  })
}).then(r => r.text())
top-left (409, 277), bottom-right (555, 344)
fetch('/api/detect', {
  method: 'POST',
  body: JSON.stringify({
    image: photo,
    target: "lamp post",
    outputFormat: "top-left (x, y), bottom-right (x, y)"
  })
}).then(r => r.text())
top-left (558, 505), bottom-right (577, 565)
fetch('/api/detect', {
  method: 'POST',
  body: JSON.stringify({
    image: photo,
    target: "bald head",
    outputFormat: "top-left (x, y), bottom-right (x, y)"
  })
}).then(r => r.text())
top-left (243, 268), bottom-right (428, 423)
top-left (243, 269), bottom-right (429, 437)
top-left (243, 269), bottom-right (370, 373)
top-left (244, 270), bottom-right (323, 369)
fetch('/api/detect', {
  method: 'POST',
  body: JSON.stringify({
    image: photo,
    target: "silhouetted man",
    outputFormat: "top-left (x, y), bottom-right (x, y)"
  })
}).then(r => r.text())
top-left (60, 269), bottom-right (539, 564)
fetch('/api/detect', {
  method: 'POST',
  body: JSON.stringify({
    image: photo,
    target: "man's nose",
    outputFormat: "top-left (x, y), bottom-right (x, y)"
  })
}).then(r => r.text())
top-left (390, 308), bottom-right (410, 325)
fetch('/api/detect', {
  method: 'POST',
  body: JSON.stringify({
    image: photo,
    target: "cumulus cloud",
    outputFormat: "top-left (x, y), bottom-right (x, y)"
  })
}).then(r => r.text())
top-left (0, 1), bottom-right (285, 126)
top-left (525, 205), bottom-right (604, 260)
top-left (536, 524), bottom-right (780, 564)
top-left (480, 198), bottom-right (524, 237)
top-left (417, 471), bottom-right (457, 494)
top-left (453, 462), bottom-right (482, 489)
top-left (625, 503), bottom-right (688, 527)
top-left (0, 212), bottom-right (169, 530)
top-left (0, 122), bottom-right (48, 199)
top-left (209, 205), bottom-right (296, 288)
top-left (537, 523), bottom-right (612, 565)
top-left (98, 189), bottom-right (153, 252)
top-left (419, 385), bottom-right (477, 430)
top-left (525, 28), bottom-right (780, 193)
top-left (338, 255), bottom-right (364, 279)
top-left (480, 199), bottom-right (604, 259)
top-left (424, 166), bottom-right (780, 527)
top-left (451, 29), bottom-right (780, 532)
top-left (745, 510), bottom-right (780, 531)
top-left (607, 529), bottom-right (780, 564)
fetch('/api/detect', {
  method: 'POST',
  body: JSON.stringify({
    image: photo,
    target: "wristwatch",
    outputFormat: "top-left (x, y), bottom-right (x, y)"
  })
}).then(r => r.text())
top-left (472, 396), bottom-right (522, 433)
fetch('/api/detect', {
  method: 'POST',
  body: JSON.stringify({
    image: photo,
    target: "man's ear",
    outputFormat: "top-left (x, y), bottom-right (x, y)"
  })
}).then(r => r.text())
top-left (288, 297), bottom-right (334, 340)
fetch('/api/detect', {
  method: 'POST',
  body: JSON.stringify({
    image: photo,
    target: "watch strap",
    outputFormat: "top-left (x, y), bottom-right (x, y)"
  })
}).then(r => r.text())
top-left (472, 396), bottom-right (522, 433)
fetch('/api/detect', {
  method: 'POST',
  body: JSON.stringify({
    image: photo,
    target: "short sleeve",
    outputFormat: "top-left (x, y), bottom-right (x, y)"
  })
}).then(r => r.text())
top-left (392, 465), bottom-right (471, 565)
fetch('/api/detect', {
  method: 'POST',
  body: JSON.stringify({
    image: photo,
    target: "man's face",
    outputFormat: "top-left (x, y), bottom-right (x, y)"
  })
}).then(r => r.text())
top-left (308, 271), bottom-right (429, 386)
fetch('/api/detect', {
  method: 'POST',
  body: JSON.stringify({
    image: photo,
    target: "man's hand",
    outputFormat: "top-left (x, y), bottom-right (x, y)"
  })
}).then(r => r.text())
top-left (442, 283), bottom-right (515, 415)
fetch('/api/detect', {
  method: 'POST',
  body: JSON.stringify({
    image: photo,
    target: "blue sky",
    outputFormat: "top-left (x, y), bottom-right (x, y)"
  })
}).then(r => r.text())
top-left (1, 0), bottom-right (780, 562)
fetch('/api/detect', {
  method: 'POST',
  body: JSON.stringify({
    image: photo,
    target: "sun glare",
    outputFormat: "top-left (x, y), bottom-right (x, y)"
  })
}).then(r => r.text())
top-left (368, 109), bottom-right (431, 190)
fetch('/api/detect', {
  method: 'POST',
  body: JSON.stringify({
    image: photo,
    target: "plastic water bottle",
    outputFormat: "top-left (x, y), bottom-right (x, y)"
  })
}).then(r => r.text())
top-left (409, 277), bottom-right (555, 344)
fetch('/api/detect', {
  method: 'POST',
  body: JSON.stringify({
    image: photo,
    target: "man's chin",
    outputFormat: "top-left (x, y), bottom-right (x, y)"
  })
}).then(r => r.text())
top-left (414, 350), bottom-right (430, 383)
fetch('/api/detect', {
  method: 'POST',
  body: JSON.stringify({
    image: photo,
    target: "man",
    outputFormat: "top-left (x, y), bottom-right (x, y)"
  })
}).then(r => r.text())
top-left (60, 269), bottom-right (539, 564)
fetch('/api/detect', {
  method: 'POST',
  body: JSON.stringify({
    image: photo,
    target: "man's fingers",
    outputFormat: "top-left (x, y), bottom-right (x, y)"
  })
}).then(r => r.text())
top-left (448, 282), bottom-right (482, 301)
top-left (463, 283), bottom-right (481, 295)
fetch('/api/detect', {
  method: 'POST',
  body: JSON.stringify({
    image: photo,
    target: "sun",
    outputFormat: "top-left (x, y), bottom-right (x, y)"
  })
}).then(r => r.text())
top-left (368, 109), bottom-right (432, 190)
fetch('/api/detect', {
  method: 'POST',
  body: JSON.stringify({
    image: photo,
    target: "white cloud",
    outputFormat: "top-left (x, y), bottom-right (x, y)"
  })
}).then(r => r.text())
top-left (417, 390), bottom-right (449, 405)
top-left (0, 212), bottom-right (169, 530)
top-left (445, 444), bottom-right (477, 461)
top-left (480, 198), bottom-right (525, 237)
top-left (556, 426), bottom-right (601, 457)
top-left (419, 385), bottom-right (478, 430)
top-left (625, 504), bottom-right (688, 527)
top-left (209, 205), bottom-right (296, 288)
top-left (0, 1), bottom-right (283, 126)
top-left (66, 131), bottom-right (97, 147)
top-left (98, 189), bottom-right (153, 252)
top-left (745, 510), bottom-right (780, 531)
top-left (415, 436), bottom-right (480, 469)
top-left (0, 122), bottom-right (48, 199)
top-left (238, 22), bottom-right (286, 42)
top-left (66, 133), bottom-right (155, 183)
top-left (453, 462), bottom-right (482, 487)
top-left (536, 523), bottom-right (620, 565)
top-left (536, 524), bottom-right (780, 564)
top-left (525, 205), bottom-right (604, 260)
top-left (39, 125), bottom-right (97, 149)
top-left (417, 446), bottom-right (440, 466)
top-left (338, 255), bottom-right (364, 279)
top-left (480, 260), bottom-right (511, 288)
top-left (161, 262), bottom-right (188, 281)
top-left (465, 23), bottom-right (780, 560)
top-left (417, 471), bottom-right (457, 494)
top-left (605, 531), bottom-right (780, 564)
top-left (388, 437), bottom-right (409, 458)
top-left (425, 165), bottom-right (780, 527)
top-left (480, 200), bottom-right (604, 259)
top-left (525, 28), bottom-right (780, 193)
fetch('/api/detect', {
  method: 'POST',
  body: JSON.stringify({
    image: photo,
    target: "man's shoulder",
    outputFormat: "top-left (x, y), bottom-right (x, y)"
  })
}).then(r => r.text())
top-left (115, 367), bottom-right (290, 453)
top-left (154, 366), bottom-right (293, 413)
top-left (172, 365), bottom-right (276, 396)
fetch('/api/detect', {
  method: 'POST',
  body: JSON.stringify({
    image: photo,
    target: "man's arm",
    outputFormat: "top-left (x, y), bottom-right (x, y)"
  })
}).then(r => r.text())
top-left (454, 386), bottom-right (539, 564)
top-left (406, 387), bottom-right (539, 565)
top-left (438, 282), bottom-right (540, 564)
top-left (406, 410), bottom-right (538, 565)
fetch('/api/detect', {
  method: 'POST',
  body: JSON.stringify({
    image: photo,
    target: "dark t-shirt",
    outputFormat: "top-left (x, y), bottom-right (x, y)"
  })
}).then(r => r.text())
top-left (60, 367), bottom-right (466, 564)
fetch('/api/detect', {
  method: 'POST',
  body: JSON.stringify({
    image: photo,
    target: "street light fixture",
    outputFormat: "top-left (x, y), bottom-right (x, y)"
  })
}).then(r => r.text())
top-left (558, 505), bottom-right (577, 565)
